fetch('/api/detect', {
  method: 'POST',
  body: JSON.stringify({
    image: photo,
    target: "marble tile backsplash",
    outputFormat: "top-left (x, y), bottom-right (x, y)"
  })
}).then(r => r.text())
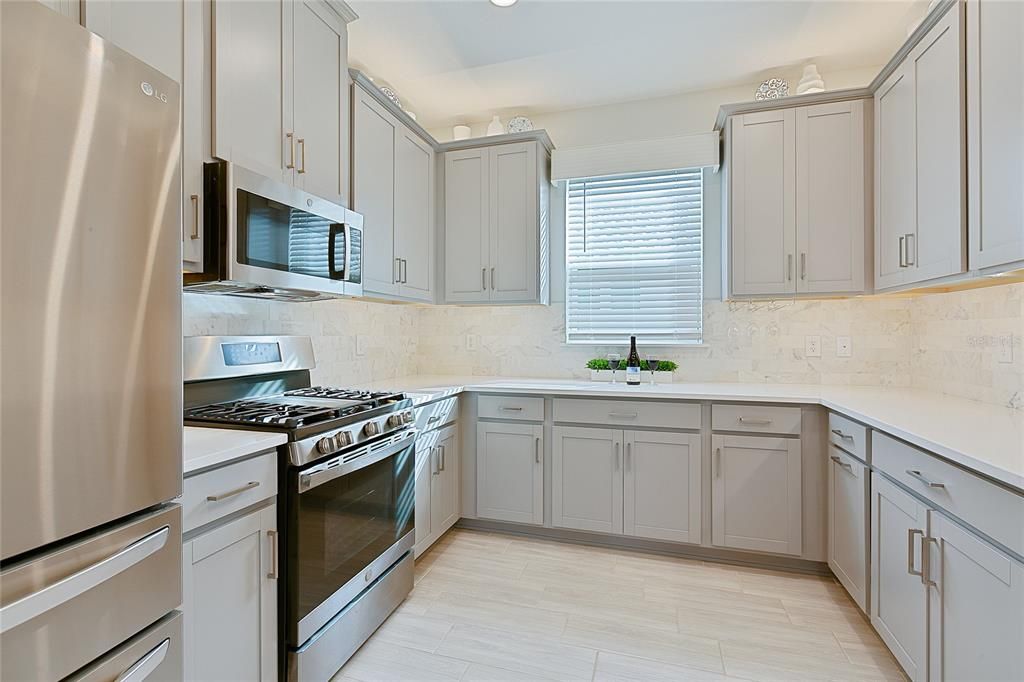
top-left (183, 283), bottom-right (1023, 409)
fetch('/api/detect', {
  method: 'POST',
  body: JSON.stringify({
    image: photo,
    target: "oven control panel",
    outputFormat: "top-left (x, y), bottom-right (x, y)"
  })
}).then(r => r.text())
top-left (292, 410), bottom-right (416, 466)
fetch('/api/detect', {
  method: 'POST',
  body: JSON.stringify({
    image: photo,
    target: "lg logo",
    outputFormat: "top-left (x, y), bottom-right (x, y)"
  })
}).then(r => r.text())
top-left (140, 81), bottom-right (168, 103)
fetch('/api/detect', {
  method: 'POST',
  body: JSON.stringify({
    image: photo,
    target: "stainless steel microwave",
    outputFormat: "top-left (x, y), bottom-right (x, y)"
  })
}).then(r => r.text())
top-left (184, 161), bottom-right (362, 300)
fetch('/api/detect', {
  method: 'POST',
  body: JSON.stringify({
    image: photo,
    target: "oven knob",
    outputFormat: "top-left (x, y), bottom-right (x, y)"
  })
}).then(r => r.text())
top-left (363, 421), bottom-right (381, 437)
top-left (388, 411), bottom-right (412, 427)
top-left (334, 431), bottom-right (353, 447)
top-left (316, 437), bottom-right (334, 455)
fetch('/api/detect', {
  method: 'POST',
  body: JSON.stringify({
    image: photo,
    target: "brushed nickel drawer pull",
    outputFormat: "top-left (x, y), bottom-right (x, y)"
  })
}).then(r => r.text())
top-left (535, 437), bottom-right (541, 464)
top-left (608, 412), bottom-right (638, 419)
top-left (206, 480), bottom-right (260, 502)
top-left (898, 236), bottom-right (906, 267)
top-left (297, 138), bottom-right (306, 174)
top-left (830, 454), bottom-right (853, 473)
top-left (499, 406), bottom-right (524, 411)
top-left (714, 447), bottom-right (721, 478)
top-left (830, 428), bottom-right (854, 440)
top-left (286, 132), bottom-right (296, 170)
top-left (427, 415), bottom-right (442, 423)
top-left (906, 469), bottom-right (945, 489)
top-left (266, 529), bottom-right (279, 579)
top-left (482, 267), bottom-right (487, 290)
top-left (738, 417), bottom-right (773, 425)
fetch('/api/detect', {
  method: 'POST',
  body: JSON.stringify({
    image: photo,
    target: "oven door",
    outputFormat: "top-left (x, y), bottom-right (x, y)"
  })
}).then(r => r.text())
top-left (286, 431), bottom-right (415, 646)
top-left (217, 163), bottom-right (362, 297)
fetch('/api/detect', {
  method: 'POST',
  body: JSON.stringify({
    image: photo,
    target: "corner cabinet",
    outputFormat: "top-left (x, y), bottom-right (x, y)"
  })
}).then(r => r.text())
top-left (726, 99), bottom-right (869, 297)
top-left (874, 1), bottom-right (965, 290)
top-left (476, 421), bottom-right (543, 525)
top-left (352, 80), bottom-right (435, 302)
top-left (212, 0), bottom-right (351, 205)
top-left (444, 138), bottom-right (551, 305)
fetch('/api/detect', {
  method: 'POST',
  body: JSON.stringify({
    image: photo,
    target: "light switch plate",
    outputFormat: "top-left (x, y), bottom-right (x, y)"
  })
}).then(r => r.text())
top-left (466, 334), bottom-right (479, 351)
top-left (837, 336), bottom-right (852, 358)
top-left (805, 335), bottom-right (821, 358)
top-left (997, 334), bottom-right (1013, 363)
top-left (355, 335), bottom-right (367, 356)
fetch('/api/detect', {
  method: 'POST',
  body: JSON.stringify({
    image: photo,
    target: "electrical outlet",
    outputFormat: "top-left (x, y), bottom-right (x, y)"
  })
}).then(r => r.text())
top-left (466, 334), bottom-right (479, 351)
top-left (355, 335), bottom-right (367, 356)
top-left (805, 335), bottom-right (821, 358)
top-left (997, 334), bottom-right (1013, 364)
top-left (837, 336), bottom-right (852, 358)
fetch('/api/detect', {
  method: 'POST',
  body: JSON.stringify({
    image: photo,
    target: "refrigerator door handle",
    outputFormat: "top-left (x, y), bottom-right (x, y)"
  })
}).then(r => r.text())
top-left (0, 525), bottom-right (170, 634)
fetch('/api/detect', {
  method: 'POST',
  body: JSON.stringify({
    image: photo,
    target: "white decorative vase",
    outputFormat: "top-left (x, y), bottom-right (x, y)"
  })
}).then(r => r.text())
top-left (452, 125), bottom-right (471, 140)
top-left (796, 64), bottom-right (825, 95)
top-left (486, 115), bottom-right (504, 136)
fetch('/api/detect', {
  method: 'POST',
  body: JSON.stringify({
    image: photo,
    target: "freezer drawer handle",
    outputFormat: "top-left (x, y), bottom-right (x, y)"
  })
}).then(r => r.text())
top-left (0, 525), bottom-right (170, 634)
top-left (114, 637), bottom-right (170, 682)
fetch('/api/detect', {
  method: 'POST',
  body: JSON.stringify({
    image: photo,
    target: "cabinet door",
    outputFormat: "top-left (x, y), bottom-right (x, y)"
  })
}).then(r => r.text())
top-left (910, 5), bottom-right (965, 284)
top-left (183, 504), bottom-right (276, 682)
top-left (291, 0), bottom-right (347, 205)
top-left (488, 142), bottom-right (538, 302)
top-left (414, 439), bottom-right (434, 554)
top-left (967, 0), bottom-right (1024, 270)
top-left (927, 512), bottom-right (1024, 681)
top-left (730, 109), bottom-right (797, 296)
top-left (476, 422), bottom-right (542, 525)
top-left (870, 473), bottom-right (927, 681)
top-left (551, 426), bottom-right (623, 534)
top-left (395, 128), bottom-right (435, 301)
top-left (352, 87), bottom-right (398, 297)
top-left (711, 434), bottom-right (802, 556)
top-left (182, 0), bottom-right (210, 271)
top-left (83, 0), bottom-right (183, 81)
top-left (212, 0), bottom-right (290, 183)
top-left (624, 430), bottom-right (701, 544)
top-left (874, 67), bottom-right (916, 289)
top-left (827, 446), bottom-right (869, 612)
top-left (431, 429), bottom-right (460, 536)
top-left (795, 101), bottom-right (866, 294)
top-left (36, 0), bottom-right (80, 22)
top-left (445, 148), bottom-right (490, 302)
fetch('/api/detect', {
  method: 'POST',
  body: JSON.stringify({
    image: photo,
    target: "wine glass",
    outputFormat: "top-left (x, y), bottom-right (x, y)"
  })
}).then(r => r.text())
top-left (607, 353), bottom-right (621, 384)
top-left (647, 355), bottom-right (659, 385)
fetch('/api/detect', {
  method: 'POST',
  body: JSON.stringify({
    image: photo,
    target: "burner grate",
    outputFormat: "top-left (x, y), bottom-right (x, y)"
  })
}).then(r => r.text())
top-left (284, 387), bottom-right (401, 401)
top-left (185, 400), bottom-right (342, 428)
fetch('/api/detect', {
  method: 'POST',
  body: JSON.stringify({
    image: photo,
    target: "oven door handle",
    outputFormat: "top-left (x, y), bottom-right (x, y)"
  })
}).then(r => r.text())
top-left (298, 432), bottom-right (415, 493)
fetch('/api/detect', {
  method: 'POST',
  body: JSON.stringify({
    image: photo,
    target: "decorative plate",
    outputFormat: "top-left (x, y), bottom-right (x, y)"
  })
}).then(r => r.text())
top-left (378, 84), bottom-right (402, 109)
top-left (754, 78), bottom-right (789, 101)
top-left (506, 115), bottom-right (534, 133)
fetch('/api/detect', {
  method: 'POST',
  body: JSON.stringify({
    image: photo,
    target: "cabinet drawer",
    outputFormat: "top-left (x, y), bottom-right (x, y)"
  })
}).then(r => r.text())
top-left (478, 394), bottom-right (544, 421)
top-left (873, 432), bottom-right (1024, 557)
top-left (713, 404), bottom-right (801, 435)
top-left (552, 398), bottom-right (700, 430)
top-left (183, 451), bottom-right (277, 534)
top-left (828, 412), bottom-right (868, 461)
top-left (415, 397), bottom-right (458, 432)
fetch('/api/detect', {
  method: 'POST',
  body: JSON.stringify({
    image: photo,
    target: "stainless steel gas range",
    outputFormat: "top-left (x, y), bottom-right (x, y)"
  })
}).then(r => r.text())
top-left (183, 336), bottom-right (415, 681)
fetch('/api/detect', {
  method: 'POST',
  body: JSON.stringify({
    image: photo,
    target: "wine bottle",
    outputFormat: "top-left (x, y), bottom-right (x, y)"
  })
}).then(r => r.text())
top-left (626, 336), bottom-right (641, 385)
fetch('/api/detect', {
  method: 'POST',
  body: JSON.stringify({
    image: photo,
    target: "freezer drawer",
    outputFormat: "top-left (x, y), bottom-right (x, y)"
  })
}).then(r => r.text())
top-left (0, 505), bottom-right (182, 681)
top-left (68, 611), bottom-right (183, 682)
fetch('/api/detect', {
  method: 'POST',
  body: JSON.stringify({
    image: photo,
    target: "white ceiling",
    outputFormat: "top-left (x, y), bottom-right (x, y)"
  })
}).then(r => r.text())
top-left (348, 0), bottom-right (924, 128)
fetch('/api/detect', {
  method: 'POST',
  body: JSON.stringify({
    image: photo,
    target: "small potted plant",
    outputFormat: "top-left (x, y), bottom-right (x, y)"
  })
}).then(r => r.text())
top-left (587, 358), bottom-right (677, 382)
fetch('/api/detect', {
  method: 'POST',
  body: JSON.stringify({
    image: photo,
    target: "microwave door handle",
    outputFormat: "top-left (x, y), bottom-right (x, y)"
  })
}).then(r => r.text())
top-left (327, 224), bottom-right (344, 280)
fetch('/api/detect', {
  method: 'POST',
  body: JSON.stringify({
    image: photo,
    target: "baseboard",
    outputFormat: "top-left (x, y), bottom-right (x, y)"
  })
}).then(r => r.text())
top-left (454, 518), bottom-right (832, 577)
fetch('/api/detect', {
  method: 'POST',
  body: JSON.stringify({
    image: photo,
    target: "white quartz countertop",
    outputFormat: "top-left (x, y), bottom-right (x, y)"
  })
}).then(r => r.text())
top-left (367, 375), bottom-right (1024, 493)
top-left (184, 426), bottom-right (287, 475)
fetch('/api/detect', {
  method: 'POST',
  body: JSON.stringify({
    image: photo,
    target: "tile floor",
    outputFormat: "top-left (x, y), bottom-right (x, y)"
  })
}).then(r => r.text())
top-left (334, 529), bottom-right (905, 681)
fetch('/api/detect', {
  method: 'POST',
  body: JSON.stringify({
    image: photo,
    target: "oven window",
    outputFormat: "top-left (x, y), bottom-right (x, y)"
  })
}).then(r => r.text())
top-left (290, 443), bottom-right (414, 624)
top-left (236, 189), bottom-right (344, 279)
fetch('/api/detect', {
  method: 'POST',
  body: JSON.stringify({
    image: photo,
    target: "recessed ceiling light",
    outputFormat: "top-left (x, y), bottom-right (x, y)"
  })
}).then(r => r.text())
top-left (490, 0), bottom-right (518, 7)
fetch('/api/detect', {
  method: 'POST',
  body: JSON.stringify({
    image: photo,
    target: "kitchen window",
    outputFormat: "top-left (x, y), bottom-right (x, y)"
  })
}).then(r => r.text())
top-left (565, 168), bottom-right (703, 345)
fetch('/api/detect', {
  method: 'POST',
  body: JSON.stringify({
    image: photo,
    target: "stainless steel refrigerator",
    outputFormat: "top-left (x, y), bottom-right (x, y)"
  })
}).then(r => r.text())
top-left (0, 3), bottom-right (184, 679)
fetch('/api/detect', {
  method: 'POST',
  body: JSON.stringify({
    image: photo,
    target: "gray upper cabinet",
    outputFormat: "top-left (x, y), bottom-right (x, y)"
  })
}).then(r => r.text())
top-left (874, 2), bottom-right (965, 290)
top-left (967, 0), bottom-right (1024, 272)
top-left (727, 101), bottom-right (869, 297)
top-left (444, 140), bottom-right (550, 305)
top-left (351, 81), bottom-right (435, 302)
top-left (213, 0), bottom-right (351, 201)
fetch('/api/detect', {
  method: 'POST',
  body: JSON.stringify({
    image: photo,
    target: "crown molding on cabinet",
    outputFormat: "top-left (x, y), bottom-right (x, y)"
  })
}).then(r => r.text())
top-left (324, 0), bottom-right (358, 24)
top-left (437, 130), bottom-right (554, 154)
top-left (714, 0), bottom-right (959, 131)
top-left (350, 69), bottom-right (438, 148)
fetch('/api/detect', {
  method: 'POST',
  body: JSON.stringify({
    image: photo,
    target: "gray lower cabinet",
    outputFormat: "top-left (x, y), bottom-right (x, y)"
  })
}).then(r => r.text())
top-left (870, 473), bottom-right (928, 681)
top-left (551, 426), bottom-right (702, 544)
top-left (711, 434), bottom-right (802, 556)
top-left (183, 503), bottom-right (277, 682)
top-left (415, 423), bottom-right (460, 556)
top-left (827, 445), bottom-right (869, 612)
top-left (476, 421), bottom-right (543, 525)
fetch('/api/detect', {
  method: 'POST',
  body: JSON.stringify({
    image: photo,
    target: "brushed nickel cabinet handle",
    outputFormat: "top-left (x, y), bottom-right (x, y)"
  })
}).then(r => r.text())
top-left (440, 444), bottom-right (446, 472)
top-left (286, 132), bottom-right (295, 170)
top-left (402, 259), bottom-right (408, 284)
top-left (714, 447), bottom-right (721, 478)
top-left (626, 442), bottom-right (632, 471)
top-left (615, 441), bottom-right (621, 470)
top-left (922, 535), bottom-right (937, 587)
top-left (206, 480), bottom-right (260, 502)
top-left (482, 267), bottom-right (487, 290)
top-left (395, 258), bottom-right (401, 284)
top-left (906, 469), bottom-right (945, 489)
top-left (898, 236), bottom-right (906, 267)
top-left (738, 417), bottom-right (772, 425)
top-left (427, 415), bottom-right (441, 423)
top-left (800, 253), bottom-right (806, 280)
top-left (907, 528), bottom-right (924, 577)
top-left (830, 454), bottom-right (853, 473)
top-left (430, 446), bottom-right (437, 475)
top-left (831, 428), bottom-right (854, 441)
top-left (266, 529), bottom-right (279, 579)
top-left (535, 437), bottom-right (541, 464)
top-left (499, 406), bottom-right (524, 411)
top-left (905, 233), bottom-right (916, 266)
top-left (608, 412), bottom-right (638, 419)
top-left (190, 194), bottom-right (200, 240)
top-left (297, 138), bottom-right (306, 174)
top-left (490, 267), bottom-right (495, 290)
top-left (787, 254), bottom-right (793, 281)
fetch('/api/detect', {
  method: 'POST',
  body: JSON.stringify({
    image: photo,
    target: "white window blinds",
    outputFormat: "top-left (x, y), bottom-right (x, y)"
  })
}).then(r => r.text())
top-left (565, 168), bottom-right (703, 345)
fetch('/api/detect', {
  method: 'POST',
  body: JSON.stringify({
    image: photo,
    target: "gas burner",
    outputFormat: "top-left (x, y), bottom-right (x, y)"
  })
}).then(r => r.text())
top-left (185, 400), bottom-right (342, 429)
top-left (285, 387), bottom-right (401, 401)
